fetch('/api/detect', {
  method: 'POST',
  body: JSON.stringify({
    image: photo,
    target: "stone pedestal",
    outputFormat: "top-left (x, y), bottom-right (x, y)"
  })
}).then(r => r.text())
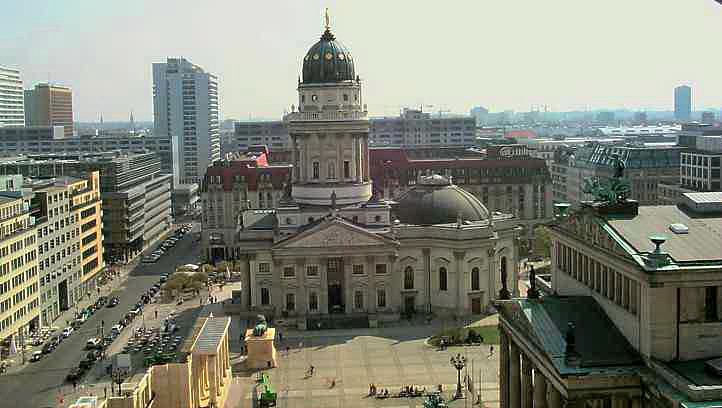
top-left (245, 327), bottom-right (278, 369)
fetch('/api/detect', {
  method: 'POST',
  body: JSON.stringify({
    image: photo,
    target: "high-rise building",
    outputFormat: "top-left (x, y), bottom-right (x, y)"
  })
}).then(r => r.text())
top-left (0, 65), bottom-right (25, 127)
top-left (24, 84), bottom-right (74, 137)
top-left (674, 85), bottom-right (692, 121)
top-left (153, 57), bottom-right (220, 185)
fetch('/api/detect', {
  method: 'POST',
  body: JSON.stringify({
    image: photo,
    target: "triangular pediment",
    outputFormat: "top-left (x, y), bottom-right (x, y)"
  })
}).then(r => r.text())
top-left (274, 217), bottom-right (397, 249)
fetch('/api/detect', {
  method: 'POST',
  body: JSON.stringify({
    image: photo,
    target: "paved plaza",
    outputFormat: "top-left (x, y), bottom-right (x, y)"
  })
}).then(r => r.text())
top-left (226, 323), bottom-right (501, 408)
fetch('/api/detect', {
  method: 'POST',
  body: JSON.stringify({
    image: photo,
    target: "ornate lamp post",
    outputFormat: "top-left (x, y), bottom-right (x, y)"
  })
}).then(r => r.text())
top-left (449, 353), bottom-right (467, 400)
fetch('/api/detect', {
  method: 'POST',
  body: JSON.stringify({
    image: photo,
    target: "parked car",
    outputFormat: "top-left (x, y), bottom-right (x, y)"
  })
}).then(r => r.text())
top-left (141, 255), bottom-right (159, 263)
top-left (111, 324), bottom-right (123, 335)
top-left (62, 327), bottom-right (74, 338)
top-left (107, 297), bottom-right (120, 307)
top-left (30, 351), bottom-right (44, 362)
top-left (85, 350), bottom-right (102, 362)
top-left (86, 337), bottom-right (101, 350)
top-left (42, 343), bottom-right (56, 354)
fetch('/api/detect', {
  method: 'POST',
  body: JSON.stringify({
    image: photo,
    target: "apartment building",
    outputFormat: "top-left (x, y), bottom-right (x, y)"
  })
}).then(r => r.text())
top-left (0, 152), bottom-right (172, 263)
top-left (0, 65), bottom-right (25, 127)
top-left (153, 57), bottom-right (220, 184)
top-left (551, 144), bottom-right (683, 206)
top-left (29, 172), bottom-right (104, 325)
top-left (24, 84), bottom-right (73, 138)
top-left (0, 191), bottom-right (39, 349)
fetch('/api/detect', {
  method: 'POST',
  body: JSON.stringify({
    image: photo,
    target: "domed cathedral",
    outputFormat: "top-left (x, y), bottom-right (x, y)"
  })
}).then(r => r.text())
top-left (233, 12), bottom-right (522, 328)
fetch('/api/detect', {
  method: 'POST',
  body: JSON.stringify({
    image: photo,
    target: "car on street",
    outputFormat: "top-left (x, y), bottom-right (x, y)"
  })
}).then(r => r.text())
top-left (86, 337), bottom-right (101, 350)
top-left (42, 342), bottom-right (56, 354)
top-left (85, 350), bottom-right (102, 362)
top-left (30, 351), bottom-right (43, 362)
top-left (111, 324), bottom-right (123, 335)
top-left (107, 297), bottom-right (119, 307)
top-left (61, 327), bottom-right (74, 338)
top-left (141, 255), bottom-right (159, 263)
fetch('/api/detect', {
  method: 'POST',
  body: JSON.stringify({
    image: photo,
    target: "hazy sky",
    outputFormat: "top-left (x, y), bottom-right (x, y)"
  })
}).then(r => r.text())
top-left (3, 0), bottom-right (721, 121)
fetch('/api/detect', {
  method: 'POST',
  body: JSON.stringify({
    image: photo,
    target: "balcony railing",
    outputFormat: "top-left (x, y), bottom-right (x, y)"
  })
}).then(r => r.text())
top-left (284, 110), bottom-right (368, 122)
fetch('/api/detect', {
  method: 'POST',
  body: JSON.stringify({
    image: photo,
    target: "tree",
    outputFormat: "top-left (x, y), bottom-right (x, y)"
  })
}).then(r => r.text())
top-left (533, 226), bottom-right (551, 258)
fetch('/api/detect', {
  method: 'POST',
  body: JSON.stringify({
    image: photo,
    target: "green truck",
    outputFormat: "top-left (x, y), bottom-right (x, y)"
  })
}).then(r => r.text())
top-left (258, 373), bottom-right (277, 407)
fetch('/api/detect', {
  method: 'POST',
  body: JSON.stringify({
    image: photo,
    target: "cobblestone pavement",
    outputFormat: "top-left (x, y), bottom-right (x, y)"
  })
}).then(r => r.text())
top-left (225, 321), bottom-right (501, 408)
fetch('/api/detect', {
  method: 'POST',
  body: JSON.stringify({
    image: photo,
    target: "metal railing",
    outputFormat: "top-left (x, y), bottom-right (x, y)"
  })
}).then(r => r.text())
top-left (284, 110), bottom-right (368, 122)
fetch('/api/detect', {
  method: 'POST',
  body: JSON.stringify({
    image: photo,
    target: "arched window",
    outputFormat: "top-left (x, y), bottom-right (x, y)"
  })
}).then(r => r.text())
top-left (471, 267), bottom-right (480, 291)
top-left (439, 267), bottom-right (448, 291)
top-left (404, 266), bottom-right (414, 290)
top-left (328, 161), bottom-right (336, 179)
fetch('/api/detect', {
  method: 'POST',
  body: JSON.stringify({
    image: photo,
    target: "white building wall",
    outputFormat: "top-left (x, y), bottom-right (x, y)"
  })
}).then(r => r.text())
top-left (0, 65), bottom-right (24, 126)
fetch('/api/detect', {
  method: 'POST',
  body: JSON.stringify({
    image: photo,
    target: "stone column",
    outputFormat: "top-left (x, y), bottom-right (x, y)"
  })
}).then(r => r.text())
top-left (499, 328), bottom-right (510, 408)
top-left (320, 257), bottom-right (329, 314)
top-left (344, 257), bottom-right (353, 313)
top-left (296, 258), bottom-right (307, 314)
top-left (509, 342), bottom-right (521, 408)
top-left (521, 353), bottom-right (533, 408)
top-left (533, 368), bottom-right (548, 408)
top-left (611, 396), bottom-right (628, 408)
top-left (512, 238), bottom-right (521, 297)
top-left (630, 397), bottom-right (642, 408)
top-left (548, 386), bottom-right (562, 408)
top-left (352, 135), bottom-right (359, 182)
top-left (363, 136), bottom-right (370, 181)
top-left (387, 254), bottom-right (398, 312)
top-left (367, 255), bottom-right (376, 313)
top-left (423, 248), bottom-right (431, 313)
top-left (454, 251), bottom-right (466, 315)
top-left (487, 248), bottom-right (497, 301)
top-left (249, 257), bottom-right (257, 307)
top-left (241, 255), bottom-right (251, 309)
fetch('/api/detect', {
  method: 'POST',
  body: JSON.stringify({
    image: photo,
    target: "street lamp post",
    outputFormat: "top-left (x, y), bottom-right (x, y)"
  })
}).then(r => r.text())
top-left (450, 353), bottom-right (467, 400)
top-left (112, 368), bottom-right (126, 396)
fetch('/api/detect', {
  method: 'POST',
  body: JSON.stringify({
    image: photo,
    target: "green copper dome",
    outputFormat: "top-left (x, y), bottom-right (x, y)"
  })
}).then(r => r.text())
top-left (302, 28), bottom-right (356, 84)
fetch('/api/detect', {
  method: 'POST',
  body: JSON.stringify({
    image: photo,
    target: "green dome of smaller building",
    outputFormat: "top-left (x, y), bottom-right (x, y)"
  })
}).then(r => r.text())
top-left (302, 28), bottom-right (356, 84)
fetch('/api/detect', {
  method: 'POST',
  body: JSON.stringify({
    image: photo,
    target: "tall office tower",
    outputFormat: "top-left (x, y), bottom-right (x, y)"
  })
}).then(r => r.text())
top-left (0, 65), bottom-right (25, 126)
top-left (674, 85), bottom-right (692, 121)
top-left (153, 57), bottom-right (220, 185)
top-left (24, 83), bottom-right (74, 137)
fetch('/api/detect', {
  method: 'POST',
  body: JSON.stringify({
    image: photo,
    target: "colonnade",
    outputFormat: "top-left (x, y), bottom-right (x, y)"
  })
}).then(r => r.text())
top-left (499, 328), bottom-right (641, 408)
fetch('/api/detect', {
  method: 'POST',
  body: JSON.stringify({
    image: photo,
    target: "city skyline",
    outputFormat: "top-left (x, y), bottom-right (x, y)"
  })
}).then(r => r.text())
top-left (3, 0), bottom-right (722, 121)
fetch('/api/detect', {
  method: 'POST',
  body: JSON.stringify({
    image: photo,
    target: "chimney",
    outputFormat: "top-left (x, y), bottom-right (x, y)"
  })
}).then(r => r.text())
top-left (565, 321), bottom-right (581, 366)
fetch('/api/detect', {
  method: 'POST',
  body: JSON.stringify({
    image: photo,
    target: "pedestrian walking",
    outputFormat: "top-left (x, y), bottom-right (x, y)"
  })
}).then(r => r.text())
top-left (72, 380), bottom-right (77, 392)
top-left (278, 331), bottom-right (282, 342)
top-left (155, 310), bottom-right (158, 319)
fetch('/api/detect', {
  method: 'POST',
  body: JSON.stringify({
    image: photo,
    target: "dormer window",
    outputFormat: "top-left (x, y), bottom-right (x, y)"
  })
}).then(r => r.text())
top-left (311, 95), bottom-right (318, 102)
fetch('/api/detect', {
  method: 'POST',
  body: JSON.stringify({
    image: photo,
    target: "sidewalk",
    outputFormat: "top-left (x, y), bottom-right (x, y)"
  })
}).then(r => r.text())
top-left (3, 263), bottom-right (134, 376)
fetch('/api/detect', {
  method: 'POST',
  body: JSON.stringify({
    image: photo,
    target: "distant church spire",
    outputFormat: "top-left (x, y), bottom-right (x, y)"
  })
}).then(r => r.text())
top-left (100, 114), bottom-right (103, 125)
top-left (129, 111), bottom-right (135, 132)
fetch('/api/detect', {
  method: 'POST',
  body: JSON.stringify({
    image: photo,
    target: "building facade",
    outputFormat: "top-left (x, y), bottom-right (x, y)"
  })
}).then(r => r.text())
top-left (551, 144), bottom-right (683, 206)
top-left (0, 191), bottom-right (39, 352)
top-left (24, 84), bottom-right (74, 138)
top-left (495, 195), bottom-right (722, 407)
top-left (29, 172), bottom-right (104, 325)
top-left (229, 110), bottom-right (477, 155)
top-left (369, 145), bottom-right (553, 248)
top-left (0, 152), bottom-right (172, 263)
top-left (0, 65), bottom-right (25, 127)
top-left (675, 85), bottom-right (692, 121)
top-left (153, 58), bottom-right (220, 185)
top-left (202, 18), bottom-right (521, 324)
